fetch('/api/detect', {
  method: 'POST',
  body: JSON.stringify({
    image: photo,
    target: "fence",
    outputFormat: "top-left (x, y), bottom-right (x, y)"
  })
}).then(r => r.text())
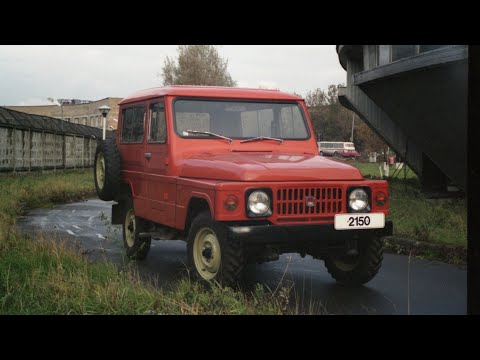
top-left (0, 106), bottom-right (114, 173)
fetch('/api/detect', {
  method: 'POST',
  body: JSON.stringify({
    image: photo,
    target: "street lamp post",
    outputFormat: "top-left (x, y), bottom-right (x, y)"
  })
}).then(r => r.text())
top-left (99, 105), bottom-right (111, 140)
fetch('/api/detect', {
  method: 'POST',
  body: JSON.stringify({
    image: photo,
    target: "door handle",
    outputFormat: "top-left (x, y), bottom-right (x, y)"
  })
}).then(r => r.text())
top-left (144, 152), bottom-right (152, 160)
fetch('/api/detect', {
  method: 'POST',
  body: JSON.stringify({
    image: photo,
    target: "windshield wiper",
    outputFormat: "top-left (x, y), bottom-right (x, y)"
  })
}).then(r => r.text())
top-left (185, 129), bottom-right (233, 144)
top-left (240, 136), bottom-right (283, 144)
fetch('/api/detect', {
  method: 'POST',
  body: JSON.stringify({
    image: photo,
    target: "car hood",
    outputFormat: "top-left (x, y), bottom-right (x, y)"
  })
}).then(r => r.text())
top-left (178, 152), bottom-right (364, 181)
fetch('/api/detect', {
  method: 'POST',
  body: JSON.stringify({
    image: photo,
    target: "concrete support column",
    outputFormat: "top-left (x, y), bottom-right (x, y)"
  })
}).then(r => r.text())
top-left (12, 127), bottom-right (16, 173)
top-left (28, 129), bottom-right (32, 172)
top-left (41, 131), bottom-right (45, 173)
top-left (73, 135), bottom-right (76, 169)
top-left (53, 132), bottom-right (57, 172)
top-left (62, 134), bottom-right (66, 169)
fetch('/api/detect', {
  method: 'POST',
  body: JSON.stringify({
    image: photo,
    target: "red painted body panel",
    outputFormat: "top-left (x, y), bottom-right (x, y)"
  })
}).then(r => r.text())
top-left (178, 152), bottom-right (363, 182)
top-left (120, 86), bottom-right (302, 105)
top-left (116, 86), bottom-right (390, 232)
top-left (214, 180), bottom-right (389, 224)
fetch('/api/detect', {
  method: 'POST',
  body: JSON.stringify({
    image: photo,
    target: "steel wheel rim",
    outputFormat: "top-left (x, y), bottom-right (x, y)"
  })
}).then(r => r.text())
top-left (125, 209), bottom-right (136, 248)
top-left (96, 153), bottom-right (105, 190)
top-left (193, 227), bottom-right (221, 280)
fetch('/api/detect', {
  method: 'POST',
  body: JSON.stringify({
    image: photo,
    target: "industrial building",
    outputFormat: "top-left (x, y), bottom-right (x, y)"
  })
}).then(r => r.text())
top-left (337, 45), bottom-right (467, 192)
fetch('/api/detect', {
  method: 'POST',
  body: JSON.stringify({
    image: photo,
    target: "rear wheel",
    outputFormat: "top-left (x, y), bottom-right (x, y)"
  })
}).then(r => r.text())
top-left (324, 236), bottom-right (383, 286)
top-left (187, 211), bottom-right (245, 287)
top-left (122, 198), bottom-right (151, 260)
top-left (94, 138), bottom-right (121, 201)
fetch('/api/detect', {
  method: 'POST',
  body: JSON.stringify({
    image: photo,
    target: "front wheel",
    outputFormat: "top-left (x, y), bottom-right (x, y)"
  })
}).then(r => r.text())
top-left (324, 237), bottom-right (383, 286)
top-left (187, 212), bottom-right (245, 287)
top-left (122, 199), bottom-right (151, 260)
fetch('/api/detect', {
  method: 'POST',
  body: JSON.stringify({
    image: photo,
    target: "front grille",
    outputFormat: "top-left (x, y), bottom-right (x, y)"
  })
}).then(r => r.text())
top-left (276, 187), bottom-right (343, 216)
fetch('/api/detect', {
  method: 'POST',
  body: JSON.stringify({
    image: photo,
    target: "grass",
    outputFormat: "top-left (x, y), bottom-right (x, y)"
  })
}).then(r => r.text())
top-left (0, 170), bottom-right (286, 315)
top-left (388, 180), bottom-right (467, 247)
top-left (339, 159), bottom-right (467, 248)
top-left (0, 164), bottom-right (466, 314)
top-left (350, 161), bottom-right (418, 180)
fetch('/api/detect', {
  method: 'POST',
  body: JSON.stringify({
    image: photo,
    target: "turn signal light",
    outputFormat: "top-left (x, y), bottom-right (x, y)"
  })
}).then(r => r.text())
top-left (375, 191), bottom-right (387, 206)
top-left (224, 194), bottom-right (239, 211)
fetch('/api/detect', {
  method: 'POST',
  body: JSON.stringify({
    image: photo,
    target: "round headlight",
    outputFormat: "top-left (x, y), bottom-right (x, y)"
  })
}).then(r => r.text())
top-left (248, 191), bottom-right (271, 216)
top-left (349, 189), bottom-right (368, 211)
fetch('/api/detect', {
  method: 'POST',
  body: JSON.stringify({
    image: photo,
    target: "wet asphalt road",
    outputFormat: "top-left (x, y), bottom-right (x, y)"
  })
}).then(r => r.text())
top-left (17, 199), bottom-right (466, 315)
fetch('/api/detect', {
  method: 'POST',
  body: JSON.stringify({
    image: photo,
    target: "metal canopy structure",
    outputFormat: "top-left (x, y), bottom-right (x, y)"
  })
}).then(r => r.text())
top-left (0, 106), bottom-right (114, 139)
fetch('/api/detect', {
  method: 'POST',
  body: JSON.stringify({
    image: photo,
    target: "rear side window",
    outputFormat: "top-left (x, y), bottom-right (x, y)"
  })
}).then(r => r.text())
top-left (121, 106), bottom-right (145, 143)
top-left (149, 102), bottom-right (166, 143)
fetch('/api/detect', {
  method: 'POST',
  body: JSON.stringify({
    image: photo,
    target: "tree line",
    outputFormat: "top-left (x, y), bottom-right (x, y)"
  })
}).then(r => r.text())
top-left (162, 45), bottom-right (387, 153)
top-left (304, 85), bottom-right (386, 153)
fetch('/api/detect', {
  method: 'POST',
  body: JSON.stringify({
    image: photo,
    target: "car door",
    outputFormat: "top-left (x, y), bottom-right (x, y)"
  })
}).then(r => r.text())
top-left (118, 103), bottom-right (148, 217)
top-left (145, 99), bottom-right (176, 228)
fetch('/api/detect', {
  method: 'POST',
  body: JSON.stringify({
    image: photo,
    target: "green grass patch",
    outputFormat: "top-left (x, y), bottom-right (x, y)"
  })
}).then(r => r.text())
top-left (344, 161), bottom-right (467, 248)
top-left (0, 170), bottom-right (286, 315)
top-left (345, 160), bottom-right (418, 180)
top-left (388, 180), bottom-right (467, 247)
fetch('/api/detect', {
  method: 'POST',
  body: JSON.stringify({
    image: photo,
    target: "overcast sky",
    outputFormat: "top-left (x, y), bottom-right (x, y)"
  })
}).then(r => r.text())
top-left (0, 45), bottom-right (345, 106)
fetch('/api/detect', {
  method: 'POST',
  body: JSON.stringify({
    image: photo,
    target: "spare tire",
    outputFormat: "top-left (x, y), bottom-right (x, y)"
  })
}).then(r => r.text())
top-left (94, 138), bottom-right (121, 201)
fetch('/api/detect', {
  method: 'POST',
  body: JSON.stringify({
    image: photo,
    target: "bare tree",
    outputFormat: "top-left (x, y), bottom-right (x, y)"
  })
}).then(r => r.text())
top-left (162, 45), bottom-right (237, 87)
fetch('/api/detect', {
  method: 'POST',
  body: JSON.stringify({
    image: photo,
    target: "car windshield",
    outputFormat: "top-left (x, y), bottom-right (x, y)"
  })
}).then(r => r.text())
top-left (174, 99), bottom-right (309, 140)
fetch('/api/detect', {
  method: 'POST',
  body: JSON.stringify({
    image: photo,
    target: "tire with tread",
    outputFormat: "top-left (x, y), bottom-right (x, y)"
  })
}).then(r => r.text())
top-left (94, 138), bottom-right (121, 201)
top-left (187, 211), bottom-right (245, 288)
top-left (122, 198), bottom-right (151, 260)
top-left (324, 237), bottom-right (383, 286)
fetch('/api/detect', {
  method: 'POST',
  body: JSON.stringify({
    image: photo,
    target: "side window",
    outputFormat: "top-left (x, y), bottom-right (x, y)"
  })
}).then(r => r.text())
top-left (149, 102), bottom-right (166, 143)
top-left (391, 45), bottom-right (416, 62)
top-left (419, 45), bottom-right (447, 53)
top-left (121, 106), bottom-right (146, 143)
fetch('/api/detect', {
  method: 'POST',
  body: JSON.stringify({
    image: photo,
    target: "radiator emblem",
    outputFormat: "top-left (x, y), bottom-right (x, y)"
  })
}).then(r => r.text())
top-left (305, 196), bottom-right (316, 208)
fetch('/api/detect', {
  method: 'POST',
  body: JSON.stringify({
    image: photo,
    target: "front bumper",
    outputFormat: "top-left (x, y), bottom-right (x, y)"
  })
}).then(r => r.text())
top-left (228, 220), bottom-right (393, 245)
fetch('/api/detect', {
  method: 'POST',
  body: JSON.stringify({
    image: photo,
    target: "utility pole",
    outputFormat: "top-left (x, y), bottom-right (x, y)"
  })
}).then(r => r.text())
top-left (350, 112), bottom-right (355, 143)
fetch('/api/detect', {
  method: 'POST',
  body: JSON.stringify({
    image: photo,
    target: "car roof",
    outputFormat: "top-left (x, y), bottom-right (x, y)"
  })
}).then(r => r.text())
top-left (119, 85), bottom-right (303, 105)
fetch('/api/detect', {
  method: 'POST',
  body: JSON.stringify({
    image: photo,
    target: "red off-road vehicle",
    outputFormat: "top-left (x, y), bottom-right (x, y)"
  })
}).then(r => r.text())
top-left (94, 86), bottom-right (392, 287)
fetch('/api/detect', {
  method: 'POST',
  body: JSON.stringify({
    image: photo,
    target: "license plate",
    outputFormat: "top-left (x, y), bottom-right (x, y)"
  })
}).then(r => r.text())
top-left (334, 213), bottom-right (385, 230)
